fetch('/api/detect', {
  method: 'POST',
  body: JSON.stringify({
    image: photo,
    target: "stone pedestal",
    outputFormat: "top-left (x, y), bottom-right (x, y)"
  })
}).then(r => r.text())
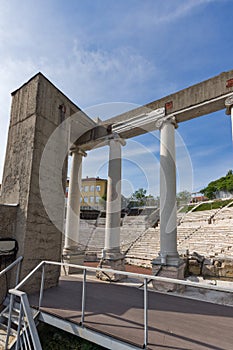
top-left (97, 251), bottom-right (125, 281)
top-left (63, 246), bottom-right (84, 274)
top-left (152, 261), bottom-right (186, 292)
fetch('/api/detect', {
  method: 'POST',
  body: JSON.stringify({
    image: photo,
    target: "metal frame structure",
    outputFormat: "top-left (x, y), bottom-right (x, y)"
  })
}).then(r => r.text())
top-left (0, 256), bottom-right (23, 284)
top-left (9, 260), bottom-right (233, 350)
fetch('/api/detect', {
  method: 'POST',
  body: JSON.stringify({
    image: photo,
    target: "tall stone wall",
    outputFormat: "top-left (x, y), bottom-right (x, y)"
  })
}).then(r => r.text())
top-left (0, 73), bottom-right (80, 293)
top-left (0, 204), bottom-right (18, 303)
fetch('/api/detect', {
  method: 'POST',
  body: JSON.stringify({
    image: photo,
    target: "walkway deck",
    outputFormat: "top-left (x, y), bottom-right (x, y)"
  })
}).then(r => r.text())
top-left (30, 275), bottom-right (233, 350)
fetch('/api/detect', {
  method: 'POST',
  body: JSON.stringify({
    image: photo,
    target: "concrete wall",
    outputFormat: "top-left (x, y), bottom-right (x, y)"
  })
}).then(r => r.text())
top-left (0, 204), bottom-right (18, 304)
top-left (0, 73), bottom-right (80, 293)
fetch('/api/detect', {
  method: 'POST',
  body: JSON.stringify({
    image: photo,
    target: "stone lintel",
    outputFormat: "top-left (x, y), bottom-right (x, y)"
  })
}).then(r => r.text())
top-left (99, 70), bottom-right (233, 140)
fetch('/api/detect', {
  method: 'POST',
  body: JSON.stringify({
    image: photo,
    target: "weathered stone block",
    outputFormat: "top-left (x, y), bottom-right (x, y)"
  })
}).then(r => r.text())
top-left (189, 259), bottom-right (201, 275)
top-left (218, 261), bottom-right (233, 278)
top-left (63, 247), bottom-right (84, 274)
top-left (152, 263), bottom-right (186, 292)
top-left (202, 264), bottom-right (216, 277)
top-left (97, 254), bottom-right (126, 281)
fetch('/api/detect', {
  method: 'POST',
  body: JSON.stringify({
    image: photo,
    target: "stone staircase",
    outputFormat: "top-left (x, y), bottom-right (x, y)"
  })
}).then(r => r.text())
top-left (178, 209), bottom-right (217, 227)
top-left (79, 204), bottom-right (233, 266)
top-left (125, 227), bottom-right (160, 267)
top-left (82, 214), bottom-right (148, 260)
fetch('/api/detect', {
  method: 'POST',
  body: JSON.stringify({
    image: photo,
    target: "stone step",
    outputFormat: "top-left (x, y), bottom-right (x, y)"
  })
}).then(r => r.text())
top-left (0, 323), bottom-right (16, 350)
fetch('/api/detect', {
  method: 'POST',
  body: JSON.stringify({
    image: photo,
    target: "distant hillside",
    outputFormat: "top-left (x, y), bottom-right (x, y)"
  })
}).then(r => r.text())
top-left (201, 170), bottom-right (233, 199)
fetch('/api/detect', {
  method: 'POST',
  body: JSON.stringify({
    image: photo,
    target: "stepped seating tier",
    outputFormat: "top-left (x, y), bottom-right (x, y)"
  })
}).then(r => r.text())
top-left (74, 205), bottom-right (233, 266)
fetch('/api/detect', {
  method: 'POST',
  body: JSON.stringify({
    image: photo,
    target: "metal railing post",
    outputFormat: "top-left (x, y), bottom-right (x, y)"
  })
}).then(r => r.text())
top-left (21, 294), bottom-right (42, 350)
top-left (144, 278), bottom-right (148, 349)
top-left (5, 294), bottom-right (14, 350)
top-left (81, 269), bottom-right (87, 326)
top-left (15, 303), bottom-right (23, 350)
top-left (39, 263), bottom-right (45, 309)
top-left (15, 258), bottom-right (22, 286)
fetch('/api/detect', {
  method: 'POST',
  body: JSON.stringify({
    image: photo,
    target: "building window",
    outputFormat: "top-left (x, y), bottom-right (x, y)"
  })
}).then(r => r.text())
top-left (84, 197), bottom-right (88, 203)
top-left (95, 196), bottom-right (100, 203)
top-left (84, 186), bottom-right (89, 192)
top-left (90, 185), bottom-right (95, 192)
top-left (96, 185), bottom-right (101, 192)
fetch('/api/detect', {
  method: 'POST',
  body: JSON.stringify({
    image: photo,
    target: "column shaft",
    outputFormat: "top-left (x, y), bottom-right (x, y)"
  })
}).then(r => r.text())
top-left (104, 139), bottom-right (122, 253)
top-left (159, 119), bottom-right (179, 265)
top-left (231, 106), bottom-right (233, 142)
top-left (64, 149), bottom-right (83, 248)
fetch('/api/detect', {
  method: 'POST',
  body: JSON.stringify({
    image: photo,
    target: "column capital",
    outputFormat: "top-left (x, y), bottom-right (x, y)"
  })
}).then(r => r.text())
top-left (106, 133), bottom-right (126, 147)
top-left (69, 146), bottom-right (87, 157)
top-left (155, 115), bottom-right (178, 130)
top-left (225, 95), bottom-right (233, 115)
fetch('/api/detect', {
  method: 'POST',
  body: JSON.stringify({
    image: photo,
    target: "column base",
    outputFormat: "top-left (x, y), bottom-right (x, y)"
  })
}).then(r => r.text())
top-left (96, 250), bottom-right (126, 281)
top-left (152, 258), bottom-right (186, 292)
top-left (62, 246), bottom-right (84, 275)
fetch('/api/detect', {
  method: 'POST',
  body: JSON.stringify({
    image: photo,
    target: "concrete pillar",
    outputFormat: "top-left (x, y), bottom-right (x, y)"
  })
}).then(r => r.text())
top-left (97, 135), bottom-right (126, 281)
top-left (63, 147), bottom-right (86, 273)
top-left (152, 116), bottom-right (184, 291)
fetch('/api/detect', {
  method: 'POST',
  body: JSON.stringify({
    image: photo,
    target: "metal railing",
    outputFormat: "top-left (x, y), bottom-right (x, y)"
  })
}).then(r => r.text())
top-left (7, 289), bottom-right (42, 350)
top-left (0, 255), bottom-right (23, 286)
top-left (11, 260), bottom-right (233, 349)
top-left (0, 256), bottom-right (23, 349)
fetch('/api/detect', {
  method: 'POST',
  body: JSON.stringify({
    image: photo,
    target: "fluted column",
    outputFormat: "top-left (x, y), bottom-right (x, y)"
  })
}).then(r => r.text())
top-left (63, 147), bottom-right (86, 272)
top-left (152, 116), bottom-right (184, 291)
top-left (159, 117), bottom-right (180, 266)
top-left (97, 134), bottom-right (126, 281)
top-left (103, 135), bottom-right (126, 255)
top-left (64, 147), bottom-right (86, 248)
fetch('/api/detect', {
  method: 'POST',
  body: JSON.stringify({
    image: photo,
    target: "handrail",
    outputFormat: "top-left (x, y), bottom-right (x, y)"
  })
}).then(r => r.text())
top-left (11, 260), bottom-right (233, 349)
top-left (0, 256), bottom-right (23, 279)
top-left (14, 260), bottom-right (233, 293)
top-left (46, 261), bottom-right (233, 293)
top-left (8, 289), bottom-right (42, 350)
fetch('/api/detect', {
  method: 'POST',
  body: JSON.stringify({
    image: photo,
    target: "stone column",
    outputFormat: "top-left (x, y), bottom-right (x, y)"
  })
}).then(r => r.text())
top-left (97, 135), bottom-right (126, 281)
top-left (152, 116), bottom-right (185, 291)
top-left (63, 147), bottom-right (86, 273)
top-left (225, 95), bottom-right (233, 142)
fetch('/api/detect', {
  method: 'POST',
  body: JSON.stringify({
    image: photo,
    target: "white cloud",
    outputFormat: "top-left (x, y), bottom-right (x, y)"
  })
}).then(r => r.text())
top-left (155, 0), bottom-right (216, 24)
top-left (0, 0), bottom-right (230, 193)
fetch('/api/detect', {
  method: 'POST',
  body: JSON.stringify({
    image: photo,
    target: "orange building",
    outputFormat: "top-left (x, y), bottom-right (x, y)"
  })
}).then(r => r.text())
top-left (66, 177), bottom-right (107, 210)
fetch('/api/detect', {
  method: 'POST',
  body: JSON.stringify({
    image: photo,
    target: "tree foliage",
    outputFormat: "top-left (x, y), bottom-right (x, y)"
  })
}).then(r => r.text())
top-left (176, 190), bottom-right (191, 206)
top-left (130, 188), bottom-right (147, 206)
top-left (201, 170), bottom-right (233, 199)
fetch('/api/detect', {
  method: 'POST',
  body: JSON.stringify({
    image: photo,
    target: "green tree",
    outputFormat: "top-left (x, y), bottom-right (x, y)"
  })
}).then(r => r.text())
top-left (201, 170), bottom-right (233, 199)
top-left (176, 191), bottom-right (191, 206)
top-left (130, 188), bottom-right (147, 206)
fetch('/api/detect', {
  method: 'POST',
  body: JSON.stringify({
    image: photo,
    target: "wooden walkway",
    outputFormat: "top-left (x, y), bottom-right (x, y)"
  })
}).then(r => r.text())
top-left (30, 275), bottom-right (233, 350)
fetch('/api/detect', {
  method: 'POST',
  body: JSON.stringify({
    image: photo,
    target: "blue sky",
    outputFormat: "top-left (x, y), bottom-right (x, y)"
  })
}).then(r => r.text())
top-left (0, 0), bottom-right (232, 197)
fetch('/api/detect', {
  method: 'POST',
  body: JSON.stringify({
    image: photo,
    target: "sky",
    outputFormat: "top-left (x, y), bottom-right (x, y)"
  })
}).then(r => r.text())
top-left (0, 0), bottom-right (233, 198)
